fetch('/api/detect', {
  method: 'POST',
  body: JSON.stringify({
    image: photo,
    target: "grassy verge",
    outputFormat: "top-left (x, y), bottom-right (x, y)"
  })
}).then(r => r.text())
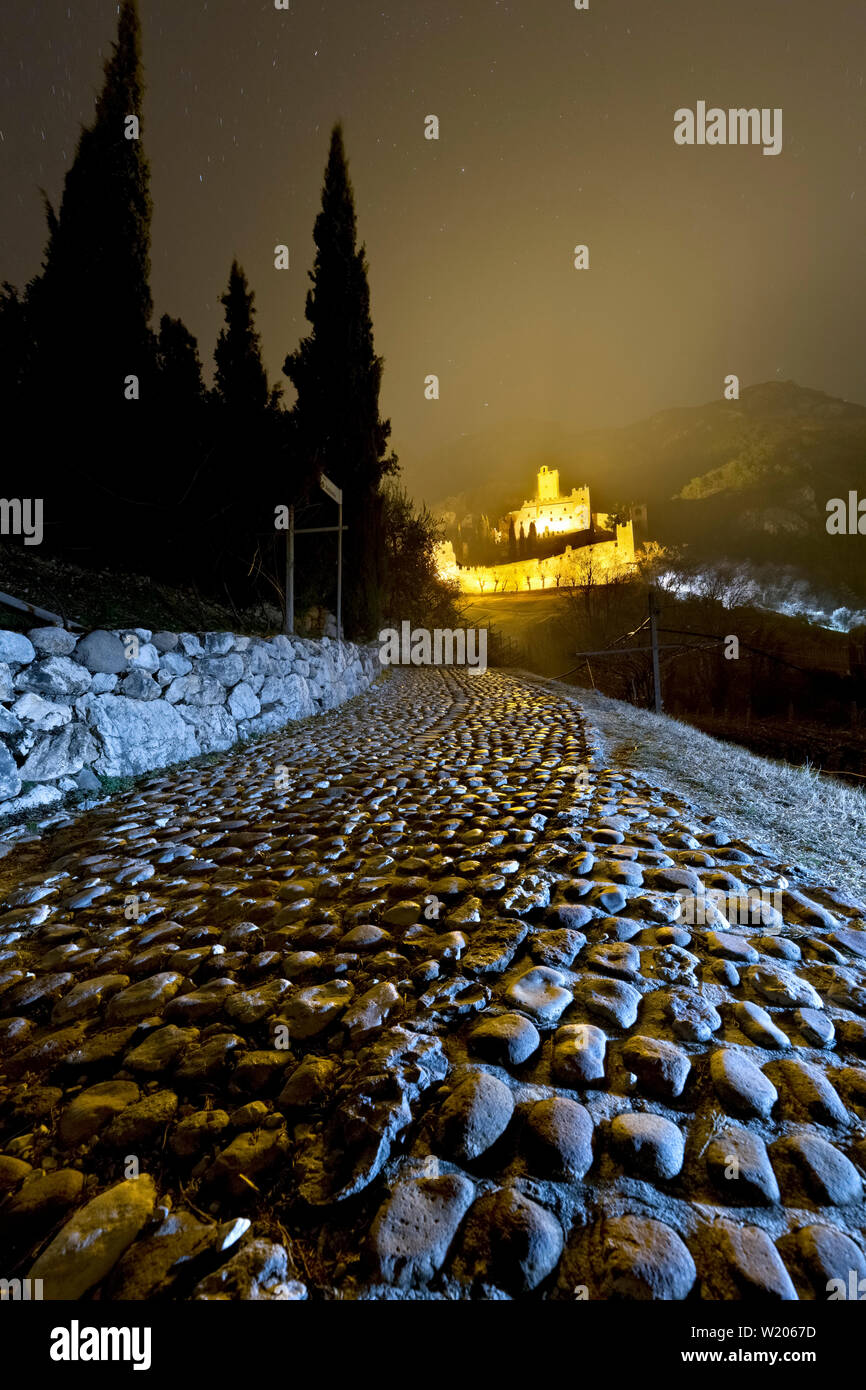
top-left (516, 671), bottom-right (866, 899)
top-left (0, 545), bottom-right (283, 635)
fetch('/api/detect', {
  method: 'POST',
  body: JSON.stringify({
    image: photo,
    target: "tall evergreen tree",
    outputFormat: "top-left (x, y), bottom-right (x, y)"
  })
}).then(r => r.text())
top-left (213, 261), bottom-right (269, 413)
top-left (156, 314), bottom-right (204, 406)
top-left (149, 313), bottom-right (206, 571)
top-left (283, 123), bottom-right (397, 637)
top-left (16, 1), bottom-right (156, 566)
top-left (205, 260), bottom-right (286, 603)
top-left (507, 517), bottom-right (517, 561)
top-left (28, 0), bottom-right (154, 400)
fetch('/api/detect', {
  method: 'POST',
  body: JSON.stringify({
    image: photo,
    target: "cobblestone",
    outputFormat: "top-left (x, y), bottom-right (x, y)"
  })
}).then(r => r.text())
top-left (0, 667), bottom-right (864, 1300)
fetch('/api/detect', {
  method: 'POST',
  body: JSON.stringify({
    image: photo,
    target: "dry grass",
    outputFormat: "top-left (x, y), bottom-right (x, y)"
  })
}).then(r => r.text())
top-left (515, 672), bottom-right (866, 898)
top-left (0, 545), bottom-right (282, 636)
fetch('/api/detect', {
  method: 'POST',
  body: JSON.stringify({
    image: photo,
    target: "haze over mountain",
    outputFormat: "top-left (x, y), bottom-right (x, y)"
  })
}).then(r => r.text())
top-left (416, 381), bottom-right (866, 609)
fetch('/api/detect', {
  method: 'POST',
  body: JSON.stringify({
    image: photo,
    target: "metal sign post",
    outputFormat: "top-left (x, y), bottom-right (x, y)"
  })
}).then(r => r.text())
top-left (283, 475), bottom-right (346, 641)
top-left (284, 505), bottom-right (295, 636)
top-left (649, 586), bottom-right (663, 714)
top-left (337, 493), bottom-right (343, 642)
top-left (319, 474), bottom-right (343, 642)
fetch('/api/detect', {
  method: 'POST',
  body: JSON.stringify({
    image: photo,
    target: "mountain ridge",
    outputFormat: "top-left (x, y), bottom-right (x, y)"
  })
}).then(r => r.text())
top-left (413, 381), bottom-right (866, 602)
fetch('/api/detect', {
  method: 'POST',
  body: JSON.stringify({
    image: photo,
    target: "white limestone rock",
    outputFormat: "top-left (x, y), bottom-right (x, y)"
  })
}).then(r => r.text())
top-left (175, 704), bottom-right (237, 753)
top-left (26, 626), bottom-right (78, 656)
top-left (11, 692), bottom-right (73, 731)
top-left (85, 695), bottom-right (200, 776)
top-left (18, 724), bottom-right (97, 781)
top-left (228, 681), bottom-right (260, 720)
top-left (0, 630), bottom-right (36, 665)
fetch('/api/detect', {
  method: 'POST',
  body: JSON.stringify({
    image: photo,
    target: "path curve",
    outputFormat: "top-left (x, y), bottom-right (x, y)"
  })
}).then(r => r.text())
top-left (0, 669), bottom-right (864, 1301)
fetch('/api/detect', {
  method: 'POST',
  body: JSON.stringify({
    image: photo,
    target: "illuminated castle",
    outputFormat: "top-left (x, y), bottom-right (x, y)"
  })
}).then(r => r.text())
top-left (436, 464), bottom-right (637, 595)
top-left (506, 466), bottom-right (591, 537)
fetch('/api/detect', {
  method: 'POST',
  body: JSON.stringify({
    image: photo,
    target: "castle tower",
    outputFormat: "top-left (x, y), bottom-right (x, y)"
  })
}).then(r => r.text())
top-left (536, 466), bottom-right (560, 502)
top-left (615, 519), bottom-right (635, 562)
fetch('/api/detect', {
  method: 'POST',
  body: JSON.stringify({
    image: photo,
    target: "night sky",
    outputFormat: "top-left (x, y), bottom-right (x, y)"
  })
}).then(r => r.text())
top-left (3, 1), bottom-right (865, 500)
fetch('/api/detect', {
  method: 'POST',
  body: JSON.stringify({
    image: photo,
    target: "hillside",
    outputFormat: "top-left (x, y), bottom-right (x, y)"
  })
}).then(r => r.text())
top-left (420, 382), bottom-right (866, 605)
top-left (0, 546), bottom-right (284, 637)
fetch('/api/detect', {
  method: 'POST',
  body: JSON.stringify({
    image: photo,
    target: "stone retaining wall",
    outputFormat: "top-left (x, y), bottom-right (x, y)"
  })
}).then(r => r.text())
top-left (0, 625), bottom-right (379, 817)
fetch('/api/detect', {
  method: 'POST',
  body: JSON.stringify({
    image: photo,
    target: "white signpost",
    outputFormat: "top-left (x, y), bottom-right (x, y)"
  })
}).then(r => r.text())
top-left (320, 474), bottom-right (341, 505)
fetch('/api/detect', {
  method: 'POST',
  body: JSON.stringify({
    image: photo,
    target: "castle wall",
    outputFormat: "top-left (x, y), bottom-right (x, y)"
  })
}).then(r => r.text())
top-left (437, 463), bottom-right (639, 595)
top-left (451, 523), bottom-right (636, 595)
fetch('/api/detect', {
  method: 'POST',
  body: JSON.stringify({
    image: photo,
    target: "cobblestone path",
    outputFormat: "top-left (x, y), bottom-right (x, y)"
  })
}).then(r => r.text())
top-left (1, 669), bottom-right (864, 1300)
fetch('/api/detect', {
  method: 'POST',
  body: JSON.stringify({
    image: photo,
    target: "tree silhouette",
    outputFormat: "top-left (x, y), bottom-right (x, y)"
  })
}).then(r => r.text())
top-left (283, 123), bottom-right (397, 637)
top-left (213, 261), bottom-right (269, 414)
top-left (157, 314), bottom-right (204, 406)
top-left (205, 261), bottom-right (287, 600)
top-left (28, 0), bottom-right (154, 405)
top-left (8, 1), bottom-right (156, 565)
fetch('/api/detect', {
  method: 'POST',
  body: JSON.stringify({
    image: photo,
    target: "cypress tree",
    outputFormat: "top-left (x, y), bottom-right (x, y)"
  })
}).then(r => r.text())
top-left (29, 0), bottom-right (154, 401)
top-left (507, 517), bottom-right (517, 561)
top-left (206, 260), bottom-right (284, 602)
top-left (156, 314), bottom-right (204, 407)
top-left (21, 1), bottom-right (155, 563)
top-left (283, 123), bottom-right (397, 637)
top-left (149, 314), bottom-right (204, 572)
top-left (213, 261), bottom-right (269, 414)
